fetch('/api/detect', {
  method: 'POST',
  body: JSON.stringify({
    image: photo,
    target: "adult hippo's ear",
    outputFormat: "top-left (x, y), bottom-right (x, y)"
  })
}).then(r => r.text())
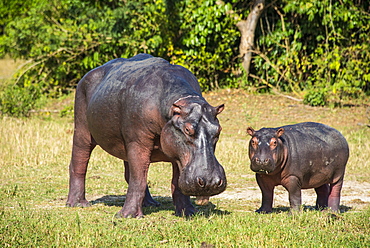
top-left (172, 104), bottom-right (182, 116)
top-left (247, 127), bottom-right (255, 136)
top-left (170, 101), bottom-right (195, 131)
top-left (171, 98), bottom-right (192, 117)
top-left (170, 104), bottom-right (184, 130)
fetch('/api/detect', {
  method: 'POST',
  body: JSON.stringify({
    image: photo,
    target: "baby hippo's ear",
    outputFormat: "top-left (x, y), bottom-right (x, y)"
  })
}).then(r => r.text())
top-left (215, 104), bottom-right (225, 115)
top-left (276, 128), bottom-right (284, 137)
top-left (247, 127), bottom-right (255, 136)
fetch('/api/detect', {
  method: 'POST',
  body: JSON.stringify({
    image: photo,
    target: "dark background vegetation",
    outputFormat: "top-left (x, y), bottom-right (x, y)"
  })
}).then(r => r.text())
top-left (0, 0), bottom-right (369, 116)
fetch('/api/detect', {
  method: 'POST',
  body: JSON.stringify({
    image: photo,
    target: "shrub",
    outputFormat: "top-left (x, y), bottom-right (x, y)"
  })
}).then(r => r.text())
top-left (0, 83), bottom-right (43, 117)
top-left (303, 89), bottom-right (327, 107)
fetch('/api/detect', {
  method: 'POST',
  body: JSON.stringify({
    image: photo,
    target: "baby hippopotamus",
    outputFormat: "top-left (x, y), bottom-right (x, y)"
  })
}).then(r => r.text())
top-left (247, 122), bottom-right (349, 213)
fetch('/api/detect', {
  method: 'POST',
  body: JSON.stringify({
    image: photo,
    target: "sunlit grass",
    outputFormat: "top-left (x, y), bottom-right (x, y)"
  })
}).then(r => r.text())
top-left (1, 90), bottom-right (369, 247)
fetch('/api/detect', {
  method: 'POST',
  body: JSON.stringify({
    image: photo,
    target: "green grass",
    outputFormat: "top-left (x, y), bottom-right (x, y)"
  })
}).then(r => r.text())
top-left (1, 90), bottom-right (370, 247)
top-left (1, 206), bottom-right (369, 247)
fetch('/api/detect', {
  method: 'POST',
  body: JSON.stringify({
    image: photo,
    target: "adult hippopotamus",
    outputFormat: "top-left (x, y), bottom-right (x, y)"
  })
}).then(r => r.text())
top-left (247, 122), bottom-right (349, 213)
top-left (66, 54), bottom-right (227, 218)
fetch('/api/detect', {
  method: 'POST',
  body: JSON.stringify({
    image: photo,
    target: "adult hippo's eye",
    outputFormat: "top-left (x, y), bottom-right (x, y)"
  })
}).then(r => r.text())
top-left (183, 122), bottom-right (195, 136)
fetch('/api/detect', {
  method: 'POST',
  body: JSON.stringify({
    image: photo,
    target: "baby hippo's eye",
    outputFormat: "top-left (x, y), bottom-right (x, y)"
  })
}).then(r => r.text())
top-left (251, 137), bottom-right (258, 149)
top-left (270, 138), bottom-right (277, 149)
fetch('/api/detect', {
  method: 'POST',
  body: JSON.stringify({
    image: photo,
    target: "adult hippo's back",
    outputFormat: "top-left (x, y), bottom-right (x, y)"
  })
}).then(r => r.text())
top-left (247, 122), bottom-right (349, 213)
top-left (67, 54), bottom-right (227, 218)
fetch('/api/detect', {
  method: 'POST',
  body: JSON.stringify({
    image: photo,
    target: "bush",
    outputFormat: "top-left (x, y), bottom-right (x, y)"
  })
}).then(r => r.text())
top-left (1, 0), bottom-right (173, 95)
top-left (249, 0), bottom-right (370, 104)
top-left (303, 89), bottom-right (327, 107)
top-left (171, 0), bottom-right (241, 90)
top-left (0, 0), bottom-right (369, 109)
top-left (0, 84), bottom-right (43, 117)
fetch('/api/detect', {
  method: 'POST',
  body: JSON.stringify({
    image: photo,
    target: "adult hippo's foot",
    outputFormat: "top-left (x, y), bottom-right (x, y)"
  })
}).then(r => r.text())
top-left (115, 208), bottom-right (144, 219)
top-left (172, 187), bottom-right (197, 216)
top-left (115, 198), bottom-right (145, 219)
top-left (174, 200), bottom-right (197, 217)
top-left (66, 182), bottom-right (92, 207)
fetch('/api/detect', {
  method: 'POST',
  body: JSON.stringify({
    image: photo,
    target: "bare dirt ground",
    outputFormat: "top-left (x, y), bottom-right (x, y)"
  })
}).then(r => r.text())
top-left (213, 180), bottom-right (370, 211)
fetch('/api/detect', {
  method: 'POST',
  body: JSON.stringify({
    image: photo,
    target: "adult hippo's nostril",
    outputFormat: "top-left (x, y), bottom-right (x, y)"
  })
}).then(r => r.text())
top-left (198, 177), bottom-right (224, 190)
top-left (217, 179), bottom-right (223, 188)
top-left (178, 163), bottom-right (227, 196)
top-left (197, 177), bottom-right (205, 188)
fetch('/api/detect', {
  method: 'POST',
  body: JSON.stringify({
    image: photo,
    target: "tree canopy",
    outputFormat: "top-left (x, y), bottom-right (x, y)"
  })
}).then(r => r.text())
top-left (0, 0), bottom-right (369, 115)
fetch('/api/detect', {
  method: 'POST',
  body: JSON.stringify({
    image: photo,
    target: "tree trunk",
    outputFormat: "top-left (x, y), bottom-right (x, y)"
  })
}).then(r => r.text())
top-left (236, 0), bottom-right (265, 76)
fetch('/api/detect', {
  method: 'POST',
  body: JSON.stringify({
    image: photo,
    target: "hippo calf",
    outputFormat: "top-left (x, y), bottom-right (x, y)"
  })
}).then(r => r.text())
top-left (67, 54), bottom-right (227, 218)
top-left (247, 122), bottom-right (349, 213)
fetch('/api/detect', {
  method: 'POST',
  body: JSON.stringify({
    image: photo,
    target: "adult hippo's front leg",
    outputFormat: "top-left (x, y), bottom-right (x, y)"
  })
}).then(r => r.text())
top-left (124, 161), bottom-right (160, 207)
top-left (116, 143), bottom-right (151, 218)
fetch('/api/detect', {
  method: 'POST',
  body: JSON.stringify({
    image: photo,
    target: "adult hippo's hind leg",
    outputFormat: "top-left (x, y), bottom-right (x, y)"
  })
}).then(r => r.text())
top-left (67, 83), bottom-right (97, 208)
top-left (171, 162), bottom-right (196, 216)
top-left (314, 184), bottom-right (329, 210)
top-left (66, 132), bottom-right (96, 207)
top-left (124, 161), bottom-right (160, 207)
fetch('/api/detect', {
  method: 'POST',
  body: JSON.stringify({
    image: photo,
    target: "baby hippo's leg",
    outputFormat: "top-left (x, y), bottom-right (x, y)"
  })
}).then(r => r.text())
top-left (315, 184), bottom-right (330, 210)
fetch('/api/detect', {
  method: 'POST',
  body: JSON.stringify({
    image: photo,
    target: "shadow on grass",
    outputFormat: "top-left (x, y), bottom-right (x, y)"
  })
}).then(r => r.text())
top-left (91, 195), bottom-right (230, 217)
top-left (270, 204), bottom-right (352, 213)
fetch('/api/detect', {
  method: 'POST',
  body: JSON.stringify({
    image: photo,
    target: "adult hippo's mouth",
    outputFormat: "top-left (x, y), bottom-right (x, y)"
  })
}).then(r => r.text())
top-left (178, 163), bottom-right (227, 196)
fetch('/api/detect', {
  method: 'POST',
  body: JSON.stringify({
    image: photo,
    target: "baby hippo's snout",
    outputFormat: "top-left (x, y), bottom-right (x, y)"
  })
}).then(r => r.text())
top-left (253, 157), bottom-right (271, 166)
top-left (251, 155), bottom-right (274, 174)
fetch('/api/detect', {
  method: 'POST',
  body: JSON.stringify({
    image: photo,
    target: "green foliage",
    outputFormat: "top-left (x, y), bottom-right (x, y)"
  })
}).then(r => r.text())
top-left (303, 89), bottom-right (327, 107)
top-left (59, 105), bottom-right (74, 118)
top-left (171, 0), bottom-right (241, 90)
top-left (251, 0), bottom-right (370, 105)
top-left (1, 0), bottom-right (172, 95)
top-left (0, 0), bottom-right (242, 95)
top-left (0, 83), bottom-right (43, 117)
top-left (0, 0), bottom-right (369, 109)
